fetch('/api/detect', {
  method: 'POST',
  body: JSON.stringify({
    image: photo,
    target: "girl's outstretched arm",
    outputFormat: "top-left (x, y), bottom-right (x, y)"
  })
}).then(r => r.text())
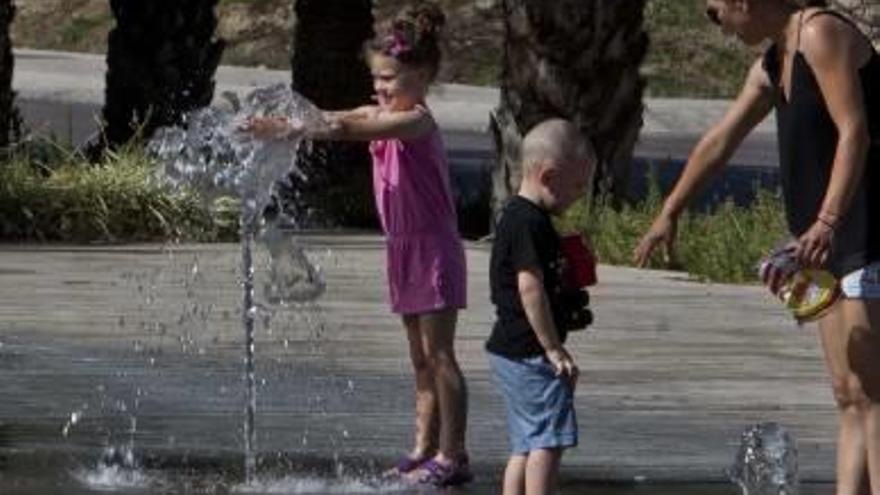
top-left (245, 106), bottom-right (434, 142)
top-left (242, 105), bottom-right (377, 140)
top-left (323, 105), bottom-right (378, 121)
top-left (320, 106), bottom-right (434, 142)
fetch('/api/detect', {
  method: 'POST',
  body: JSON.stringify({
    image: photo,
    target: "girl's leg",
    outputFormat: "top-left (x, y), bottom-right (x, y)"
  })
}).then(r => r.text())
top-left (817, 299), bottom-right (880, 495)
top-left (524, 448), bottom-right (562, 495)
top-left (503, 454), bottom-right (527, 495)
top-left (418, 309), bottom-right (469, 460)
top-left (403, 315), bottom-right (439, 459)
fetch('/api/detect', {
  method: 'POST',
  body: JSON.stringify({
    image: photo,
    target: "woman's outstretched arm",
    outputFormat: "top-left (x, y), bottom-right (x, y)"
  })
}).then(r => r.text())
top-left (633, 58), bottom-right (776, 267)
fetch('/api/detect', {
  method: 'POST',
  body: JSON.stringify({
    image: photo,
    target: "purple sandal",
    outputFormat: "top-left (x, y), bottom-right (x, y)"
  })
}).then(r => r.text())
top-left (417, 456), bottom-right (474, 487)
top-left (389, 453), bottom-right (431, 476)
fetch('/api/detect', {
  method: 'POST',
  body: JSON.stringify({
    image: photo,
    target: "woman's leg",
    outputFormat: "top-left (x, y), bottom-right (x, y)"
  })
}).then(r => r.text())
top-left (843, 299), bottom-right (880, 494)
top-left (818, 299), bottom-right (880, 495)
top-left (418, 309), bottom-right (469, 460)
top-left (403, 315), bottom-right (439, 459)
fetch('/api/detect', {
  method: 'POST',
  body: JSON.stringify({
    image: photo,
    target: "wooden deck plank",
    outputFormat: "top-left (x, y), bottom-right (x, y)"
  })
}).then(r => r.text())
top-left (0, 236), bottom-right (835, 482)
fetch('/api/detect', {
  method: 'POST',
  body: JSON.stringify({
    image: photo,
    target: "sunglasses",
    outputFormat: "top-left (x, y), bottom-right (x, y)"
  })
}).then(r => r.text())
top-left (706, 7), bottom-right (721, 26)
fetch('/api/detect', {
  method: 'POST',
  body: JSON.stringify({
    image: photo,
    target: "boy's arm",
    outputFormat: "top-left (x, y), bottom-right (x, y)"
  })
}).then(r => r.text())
top-left (517, 268), bottom-right (579, 384)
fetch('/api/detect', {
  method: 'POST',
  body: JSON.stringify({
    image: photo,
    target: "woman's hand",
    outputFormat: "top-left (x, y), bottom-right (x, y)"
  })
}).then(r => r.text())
top-left (633, 212), bottom-right (678, 268)
top-left (794, 219), bottom-right (834, 268)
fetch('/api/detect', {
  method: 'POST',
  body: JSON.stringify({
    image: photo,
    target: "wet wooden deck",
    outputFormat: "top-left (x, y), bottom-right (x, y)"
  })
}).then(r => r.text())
top-left (0, 235), bottom-right (836, 483)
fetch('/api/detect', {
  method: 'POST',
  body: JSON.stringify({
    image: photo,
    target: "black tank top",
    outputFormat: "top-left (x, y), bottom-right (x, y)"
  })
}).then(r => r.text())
top-left (762, 9), bottom-right (880, 277)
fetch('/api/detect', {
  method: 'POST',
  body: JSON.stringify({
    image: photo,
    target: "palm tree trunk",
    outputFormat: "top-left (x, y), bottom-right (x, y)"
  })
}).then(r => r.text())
top-left (286, 0), bottom-right (376, 227)
top-left (101, 0), bottom-right (225, 150)
top-left (0, 0), bottom-right (16, 150)
top-left (491, 0), bottom-right (648, 215)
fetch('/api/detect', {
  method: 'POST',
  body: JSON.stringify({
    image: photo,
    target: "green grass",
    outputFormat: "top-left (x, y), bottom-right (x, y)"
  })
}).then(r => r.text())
top-left (0, 141), bottom-right (234, 243)
top-left (643, 0), bottom-right (756, 97)
top-left (57, 13), bottom-right (112, 47)
top-left (0, 140), bottom-right (788, 284)
top-left (557, 183), bottom-right (788, 284)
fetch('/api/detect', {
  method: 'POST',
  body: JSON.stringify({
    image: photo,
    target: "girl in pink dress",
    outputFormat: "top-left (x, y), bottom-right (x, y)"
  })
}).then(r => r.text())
top-left (247, 2), bottom-right (471, 487)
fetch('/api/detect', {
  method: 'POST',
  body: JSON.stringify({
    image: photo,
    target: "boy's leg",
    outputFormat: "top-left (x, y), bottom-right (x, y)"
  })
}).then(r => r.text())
top-left (817, 299), bottom-right (880, 495)
top-left (403, 315), bottom-right (438, 459)
top-left (419, 309), bottom-right (468, 460)
top-left (525, 448), bottom-right (562, 495)
top-left (503, 454), bottom-right (527, 495)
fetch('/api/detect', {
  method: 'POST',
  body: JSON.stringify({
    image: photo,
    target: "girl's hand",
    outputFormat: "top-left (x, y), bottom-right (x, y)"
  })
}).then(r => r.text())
top-left (240, 117), bottom-right (302, 140)
top-left (794, 220), bottom-right (834, 268)
top-left (633, 213), bottom-right (678, 268)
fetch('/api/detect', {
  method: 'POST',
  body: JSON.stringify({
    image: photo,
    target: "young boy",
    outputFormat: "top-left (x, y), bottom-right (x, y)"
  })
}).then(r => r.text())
top-left (487, 118), bottom-right (596, 495)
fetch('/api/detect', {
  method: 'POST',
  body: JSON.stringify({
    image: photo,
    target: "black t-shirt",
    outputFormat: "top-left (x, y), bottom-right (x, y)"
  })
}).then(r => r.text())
top-left (487, 196), bottom-right (571, 358)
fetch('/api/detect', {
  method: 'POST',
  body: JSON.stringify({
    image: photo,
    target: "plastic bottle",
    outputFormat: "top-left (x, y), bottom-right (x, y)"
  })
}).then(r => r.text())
top-left (758, 247), bottom-right (841, 323)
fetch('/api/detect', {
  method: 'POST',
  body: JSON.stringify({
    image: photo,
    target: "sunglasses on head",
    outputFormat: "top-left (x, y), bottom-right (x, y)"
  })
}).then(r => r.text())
top-left (706, 7), bottom-right (721, 26)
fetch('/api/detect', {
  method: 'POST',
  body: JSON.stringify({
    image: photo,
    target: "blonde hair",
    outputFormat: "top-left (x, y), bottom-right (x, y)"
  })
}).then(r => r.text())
top-left (521, 119), bottom-right (595, 174)
top-left (368, 1), bottom-right (446, 79)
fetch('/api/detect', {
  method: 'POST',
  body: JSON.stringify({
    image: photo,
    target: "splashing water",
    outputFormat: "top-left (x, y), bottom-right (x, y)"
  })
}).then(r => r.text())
top-left (148, 83), bottom-right (328, 229)
top-left (729, 422), bottom-right (799, 495)
top-left (74, 446), bottom-right (151, 491)
top-left (232, 475), bottom-right (409, 494)
top-left (147, 83), bottom-right (330, 484)
top-left (261, 221), bottom-right (326, 306)
top-left (61, 409), bottom-right (83, 438)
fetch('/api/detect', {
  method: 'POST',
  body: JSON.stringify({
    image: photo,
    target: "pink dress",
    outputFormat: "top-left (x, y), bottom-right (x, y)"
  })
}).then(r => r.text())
top-left (369, 117), bottom-right (467, 315)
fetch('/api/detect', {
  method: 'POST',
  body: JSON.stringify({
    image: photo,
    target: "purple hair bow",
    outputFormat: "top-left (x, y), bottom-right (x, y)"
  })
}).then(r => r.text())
top-left (384, 31), bottom-right (410, 57)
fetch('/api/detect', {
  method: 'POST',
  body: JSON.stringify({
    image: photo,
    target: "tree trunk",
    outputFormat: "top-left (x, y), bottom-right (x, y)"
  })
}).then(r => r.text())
top-left (100, 0), bottom-right (225, 150)
top-left (286, 0), bottom-right (376, 227)
top-left (0, 0), bottom-right (15, 150)
top-left (491, 0), bottom-right (648, 216)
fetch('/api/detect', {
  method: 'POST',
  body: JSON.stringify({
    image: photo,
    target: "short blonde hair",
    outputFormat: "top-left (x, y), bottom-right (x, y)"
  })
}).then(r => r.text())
top-left (521, 119), bottom-right (595, 175)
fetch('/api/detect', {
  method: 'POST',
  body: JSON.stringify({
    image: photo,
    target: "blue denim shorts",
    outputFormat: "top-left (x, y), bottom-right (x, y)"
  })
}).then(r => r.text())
top-left (487, 351), bottom-right (578, 455)
top-left (841, 261), bottom-right (880, 299)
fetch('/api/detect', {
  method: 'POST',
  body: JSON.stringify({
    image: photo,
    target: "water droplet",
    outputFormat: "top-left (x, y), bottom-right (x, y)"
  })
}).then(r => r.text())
top-left (61, 411), bottom-right (82, 437)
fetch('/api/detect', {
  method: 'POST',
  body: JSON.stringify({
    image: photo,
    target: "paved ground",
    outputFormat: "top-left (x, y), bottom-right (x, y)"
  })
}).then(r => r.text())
top-left (0, 237), bottom-right (838, 486)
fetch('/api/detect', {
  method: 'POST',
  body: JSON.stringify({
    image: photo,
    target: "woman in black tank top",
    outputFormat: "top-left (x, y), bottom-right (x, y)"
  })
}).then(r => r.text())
top-left (634, 2), bottom-right (880, 493)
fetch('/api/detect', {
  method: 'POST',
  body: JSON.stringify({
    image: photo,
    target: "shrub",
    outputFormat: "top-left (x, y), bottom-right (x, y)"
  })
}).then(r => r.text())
top-left (557, 185), bottom-right (788, 284)
top-left (0, 141), bottom-right (227, 243)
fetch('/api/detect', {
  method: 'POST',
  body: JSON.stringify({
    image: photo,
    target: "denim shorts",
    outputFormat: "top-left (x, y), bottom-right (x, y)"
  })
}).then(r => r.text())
top-left (487, 351), bottom-right (578, 455)
top-left (841, 261), bottom-right (880, 299)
